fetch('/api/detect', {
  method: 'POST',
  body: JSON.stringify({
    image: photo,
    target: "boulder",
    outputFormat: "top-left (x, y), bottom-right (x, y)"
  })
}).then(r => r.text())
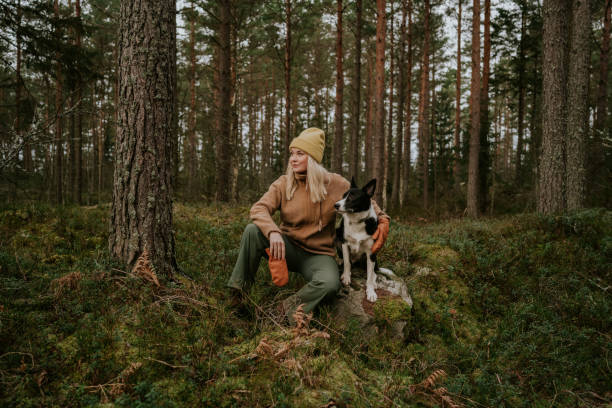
top-left (331, 269), bottom-right (413, 342)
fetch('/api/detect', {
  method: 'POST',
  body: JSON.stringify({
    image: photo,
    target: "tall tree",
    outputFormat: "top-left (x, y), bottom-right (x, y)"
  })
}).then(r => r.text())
top-left (284, 0), bottom-right (292, 166)
top-left (74, 0), bottom-right (83, 204)
top-left (215, 0), bottom-right (232, 201)
top-left (515, 1), bottom-right (527, 182)
top-left (595, 0), bottom-right (611, 134)
top-left (538, 0), bottom-right (570, 214)
top-left (479, 0), bottom-right (491, 213)
top-left (591, 0), bottom-right (610, 195)
top-left (109, 0), bottom-right (178, 278)
top-left (466, 0), bottom-right (481, 217)
top-left (187, 3), bottom-right (198, 195)
top-left (417, 0), bottom-right (431, 209)
top-left (349, 0), bottom-right (362, 180)
top-left (401, 0), bottom-right (413, 205)
top-left (365, 48), bottom-right (375, 180)
top-left (453, 0), bottom-right (462, 189)
top-left (392, 0), bottom-right (408, 208)
top-left (566, 0), bottom-right (590, 210)
top-left (374, 0), bottom-right (387, 205)
top-left (385, 0), bottom-right (395, 208)
top-left (54, 0), bottom-right (63, 204)
top-left (332, 0), bottom-right (344, 174)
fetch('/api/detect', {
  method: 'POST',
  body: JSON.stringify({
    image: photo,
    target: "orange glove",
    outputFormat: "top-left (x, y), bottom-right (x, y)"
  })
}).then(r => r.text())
top-left (371, 217), bottom-right (390, 254)
top-left (265, 248), bottom-right (289, 287)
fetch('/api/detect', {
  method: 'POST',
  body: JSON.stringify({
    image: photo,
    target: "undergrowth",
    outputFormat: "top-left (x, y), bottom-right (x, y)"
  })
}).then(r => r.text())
top-left (0, 203), bottom-right (610, 407)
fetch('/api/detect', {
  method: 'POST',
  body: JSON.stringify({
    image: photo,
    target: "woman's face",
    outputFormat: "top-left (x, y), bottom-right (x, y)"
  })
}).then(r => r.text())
top-left (289, 148), bottom-right (308, 173)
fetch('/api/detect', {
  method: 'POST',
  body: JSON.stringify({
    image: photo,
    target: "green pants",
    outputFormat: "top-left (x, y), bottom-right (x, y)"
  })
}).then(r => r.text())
top-left (227, 223), bottom-right (340, 316)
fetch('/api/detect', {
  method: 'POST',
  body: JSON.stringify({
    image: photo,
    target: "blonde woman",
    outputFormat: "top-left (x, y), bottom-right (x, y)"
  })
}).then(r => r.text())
top-left (227, 127), bottom-right (390, 323)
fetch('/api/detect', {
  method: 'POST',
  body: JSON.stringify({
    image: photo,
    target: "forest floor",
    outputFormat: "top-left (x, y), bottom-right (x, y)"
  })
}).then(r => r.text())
top-left (0, 203), bottom-right (610, 407)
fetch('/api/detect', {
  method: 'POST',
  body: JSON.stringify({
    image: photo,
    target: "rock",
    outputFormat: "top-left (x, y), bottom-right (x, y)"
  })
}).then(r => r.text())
top-left (331, 271), bottom-right (413, 341)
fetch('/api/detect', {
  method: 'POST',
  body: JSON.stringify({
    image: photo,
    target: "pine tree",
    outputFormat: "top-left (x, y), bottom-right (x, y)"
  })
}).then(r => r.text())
top-left (109, 0), bottom-right (178, 277)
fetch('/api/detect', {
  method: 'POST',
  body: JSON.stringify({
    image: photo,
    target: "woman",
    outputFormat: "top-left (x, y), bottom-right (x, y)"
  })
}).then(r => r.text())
top-left (227, 127), bottom-right (389, 323)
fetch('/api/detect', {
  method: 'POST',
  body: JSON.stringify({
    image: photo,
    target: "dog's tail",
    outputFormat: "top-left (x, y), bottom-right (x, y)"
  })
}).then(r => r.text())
top-left (378, 267), bottom-right (395, 278)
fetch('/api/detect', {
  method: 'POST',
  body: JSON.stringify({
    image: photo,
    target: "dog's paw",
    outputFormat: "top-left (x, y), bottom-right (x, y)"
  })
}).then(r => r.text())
top-left (366, 286), bottom-right (377, 302)
top-left (341, 272), bottom-right (351, 286)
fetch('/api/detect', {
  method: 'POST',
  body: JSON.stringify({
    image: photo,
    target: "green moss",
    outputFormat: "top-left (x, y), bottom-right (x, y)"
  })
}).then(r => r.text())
top-left (373, 296), bottom-right (412, 324)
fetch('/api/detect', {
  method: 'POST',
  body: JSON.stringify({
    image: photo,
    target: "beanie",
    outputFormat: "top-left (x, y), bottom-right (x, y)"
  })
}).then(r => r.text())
top-left (289, 127), bottom-right (325, 163)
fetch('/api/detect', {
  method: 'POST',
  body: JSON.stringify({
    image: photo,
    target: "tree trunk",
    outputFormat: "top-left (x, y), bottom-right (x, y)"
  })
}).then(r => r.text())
top-left (417, 0), bottom-right (430, 210)
top-left (109, 0), bottom-right (177, 278)
top-left (392, 0), bottom-right (407, 208)
top-left (215, 0), bottom-right (232, 202)
top-left (332, 0), bottom-right (344, 174)
top-left (515, 1), bottom-right (527, 182)
top-left (595, 0), bottom-right (611, 134)
top-left (284, 0), bottom-right (292, 166)
top-left (54, 0), bottom-right (63, 205)
top-left (401, 0), bottom-right (413, 205)
top-left (374, 0), bottom-right (387, 205)
top-left (566, 0), bottom-right (590, 210)
top-left (17, 0), bottom-right (32, 173)
top-left (230, 20), bottom-right (239, 201)
top-left (365, 49), bottom-right (375, 181)
top-left (538, 0), bottom-right (570, 214)
top-left (591, 0), bottom-right (610, 196)
top-left (349, 0), bottom-right (362, 180)
top-left (74, 0), bottom-right (83, 204)
top-left (478, 0), bottom-right (491, 213)
top-left (384, 1), bottom-right (395, 208)
top-left (187, 3), bottom-right (197, 195)
top-left (453, 0), bottom-right (462, 189)
top-left (466, 0), bottom-right (481, 217)
top-left (98, 87), bottom-right (105, 203)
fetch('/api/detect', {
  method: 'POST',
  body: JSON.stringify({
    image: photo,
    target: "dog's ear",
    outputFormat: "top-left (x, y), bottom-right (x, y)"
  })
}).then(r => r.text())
top-left (363, 178), bottom-right (377, 197)
top-left (350, 176), bottom-right (357, 188)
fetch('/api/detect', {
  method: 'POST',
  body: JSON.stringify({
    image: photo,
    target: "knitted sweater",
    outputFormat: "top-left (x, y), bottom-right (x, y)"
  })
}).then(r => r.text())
top-left (250, 173), bottom-right (389, 257)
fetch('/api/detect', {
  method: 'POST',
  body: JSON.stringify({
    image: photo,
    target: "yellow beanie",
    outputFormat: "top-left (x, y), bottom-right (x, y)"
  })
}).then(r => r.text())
top-left (289, 127), bottom-right (325, 163)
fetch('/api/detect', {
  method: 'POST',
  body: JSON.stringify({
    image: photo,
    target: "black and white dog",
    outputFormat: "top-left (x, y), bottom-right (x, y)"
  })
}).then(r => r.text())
top-left (334, 177), bottom-right (384, 302)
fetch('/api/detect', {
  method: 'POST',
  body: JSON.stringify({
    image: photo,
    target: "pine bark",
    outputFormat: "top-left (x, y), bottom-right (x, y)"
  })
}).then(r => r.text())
top-left (374, 0), bottom-right (387, 205)
top-left (332, 0), bottom-right (344, 174)
top-left (566, 0), bottom-right (590, 210)
top-left (17, 0), bottom-right (32, 172)
top-left (215, 0), bottom-right (232, 201)
top-left (385, 1), bottom-right (395, 208)
top-left (284, 0), bottom-right (292, 166)
top-left (595, 0), bottom-right (611, 134)
top-left (479, 0), bottom-right (491, 213)
top-left (453, 0), bottom-right (462, 188)
top-left (515, 2), bottom-right (527, 182)
top-left (349, 0), bottom-right (362, 180)
top-left (54, 0), bottom-right (63, 204)
top-left (109, 0), bottom-right (178, 277)
top-left (365, 48), bottom-right (375, 180)
top-left (591, 0), bottom-right (610, 193)
top-left (187, 4), bottom-right (197, 195)
top-left (392, 0), bottom-right (407, 208)
top-left (417, 0), bottom-right (431, 210)
top-left (401, 0), bottom-right (413, 205)
top-left (74, 0), bottom-right (83, 204)
top-left (538, 0), bottom-right (570, 214)
top-left (466, 0), bottom-right (481, 217)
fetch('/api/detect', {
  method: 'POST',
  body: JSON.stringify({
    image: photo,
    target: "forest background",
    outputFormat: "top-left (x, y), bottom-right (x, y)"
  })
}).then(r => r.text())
top-left (1, 0), bottom-right (609, 213)
top-left (0, 0), bottom-right (611, 406)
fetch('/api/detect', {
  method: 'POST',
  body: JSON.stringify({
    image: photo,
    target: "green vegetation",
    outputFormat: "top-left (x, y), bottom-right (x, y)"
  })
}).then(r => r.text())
top-left (0, 204), bottom-right (610, 407)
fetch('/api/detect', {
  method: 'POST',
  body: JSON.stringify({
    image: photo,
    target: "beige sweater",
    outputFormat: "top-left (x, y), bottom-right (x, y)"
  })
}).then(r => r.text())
top-left (250, 173), bottom-right (389, 257)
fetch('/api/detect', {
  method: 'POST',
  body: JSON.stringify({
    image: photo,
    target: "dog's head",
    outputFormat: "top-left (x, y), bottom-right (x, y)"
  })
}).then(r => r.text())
top-left (334, 177), bottom-right (376, 214)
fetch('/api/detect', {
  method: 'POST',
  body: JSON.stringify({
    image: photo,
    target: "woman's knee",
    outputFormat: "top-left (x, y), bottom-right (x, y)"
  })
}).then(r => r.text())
top-left (244, 223), bottom-right (262, 238)
top-left (313, 273), bottom-right (340, 296)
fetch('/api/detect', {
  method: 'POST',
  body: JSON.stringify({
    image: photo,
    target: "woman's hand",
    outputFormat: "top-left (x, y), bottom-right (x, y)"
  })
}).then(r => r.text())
top-left (269, 232), bottom-right (285, 260)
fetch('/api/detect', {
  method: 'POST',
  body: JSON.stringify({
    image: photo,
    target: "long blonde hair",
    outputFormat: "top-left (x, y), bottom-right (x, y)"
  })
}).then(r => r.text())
top-left (285, 156), bottom-right (330, 203)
